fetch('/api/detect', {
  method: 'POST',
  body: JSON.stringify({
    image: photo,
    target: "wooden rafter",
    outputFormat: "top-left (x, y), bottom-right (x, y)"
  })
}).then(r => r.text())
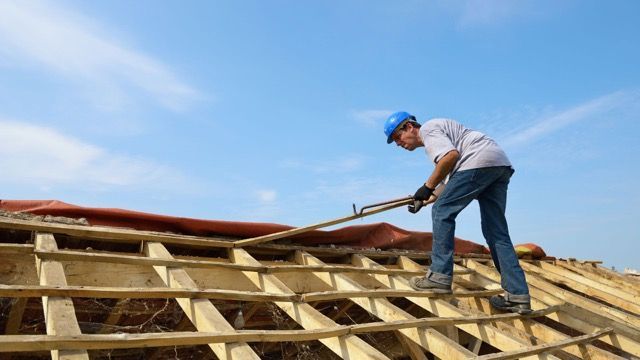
top-left (143, 242), bottom-right (260, 359)
top-left (34, 233), bottom-right (89, 360)
top-left (0, 218), bottom-right (637, 359)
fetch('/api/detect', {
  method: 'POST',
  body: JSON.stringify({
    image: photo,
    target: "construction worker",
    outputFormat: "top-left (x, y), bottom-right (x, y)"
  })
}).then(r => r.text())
top-left (384, 111), bottom-right (531, 314)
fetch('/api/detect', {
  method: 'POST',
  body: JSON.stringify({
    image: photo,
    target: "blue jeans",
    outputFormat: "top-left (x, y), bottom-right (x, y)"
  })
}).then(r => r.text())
top-left (426, 166), bottom-right (530, 303)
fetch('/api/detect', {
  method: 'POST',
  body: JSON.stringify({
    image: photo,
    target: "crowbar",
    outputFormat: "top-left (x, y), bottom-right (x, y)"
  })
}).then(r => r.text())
top-left (233, 192), bottom-right (439, 248)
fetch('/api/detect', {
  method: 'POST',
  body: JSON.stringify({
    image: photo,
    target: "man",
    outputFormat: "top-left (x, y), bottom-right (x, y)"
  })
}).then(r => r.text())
top-left (384, 111), bottom-right (531, 314)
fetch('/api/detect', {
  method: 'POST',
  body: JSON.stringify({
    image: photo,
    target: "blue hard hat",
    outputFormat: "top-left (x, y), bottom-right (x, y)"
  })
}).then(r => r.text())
top-left (384, 111), bottom-right (414, 144)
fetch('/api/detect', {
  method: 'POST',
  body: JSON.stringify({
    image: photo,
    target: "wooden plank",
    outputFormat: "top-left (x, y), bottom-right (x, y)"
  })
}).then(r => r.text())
top-left (355, 254), bottom-right (561, 360)
top-left (144, 242), bottom-right (260, 360)
top-left (0, 328), bottom-right (350, 352)
top-left (523, 261), bottom-right (640, 314)
top-left (34, 248), bottom-right (437, 276)
top-left (465, 259), bottom-right (640, 357)
top-left (556, 260), bottom-right (640, 297)
top-left (229, 248), bottom-right (391, 360)
top-left (0, 284), bottom-right (297, 302)
top-left (301, 288), bottom-right (502, 302)
top-left (250, 242), bottom-right (433, 261)
top-left (394, 332), bottom-right (428, 360)
top-left (35, 233), bottom-right (89, 360)
top-left (0, 217), bottom-right (232, 248)
top-left (476, 328), bottom-right (614, 360)
top-left (3, 298), bottom-right (27, 334)
top-left (295, 251), bottom-right (477, 360)
top-left (458, 285), bottom-right (627, 359)
top-left (465, 259), bottom-right (640, 330)
top-left (0, 243), bottom-right (33, 254)
top-left (99, 299), bottom-right (127, 334)
top-left (0, 312), bottom-right (561, 352)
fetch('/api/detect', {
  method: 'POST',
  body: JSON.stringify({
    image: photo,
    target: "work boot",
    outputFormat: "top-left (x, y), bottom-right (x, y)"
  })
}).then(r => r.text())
top-left (409, 276), bottom-right (452, 294)
top-left (489, 295), bottom-right (532, 314)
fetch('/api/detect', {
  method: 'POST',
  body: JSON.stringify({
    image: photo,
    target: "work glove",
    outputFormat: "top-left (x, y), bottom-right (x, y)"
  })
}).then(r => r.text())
top-left (408, 184), bottom-right (434, 214)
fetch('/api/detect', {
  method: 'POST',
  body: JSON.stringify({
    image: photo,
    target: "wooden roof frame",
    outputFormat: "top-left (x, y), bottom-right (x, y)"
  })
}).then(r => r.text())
top-left (0, 216), bottom-right (638, 359)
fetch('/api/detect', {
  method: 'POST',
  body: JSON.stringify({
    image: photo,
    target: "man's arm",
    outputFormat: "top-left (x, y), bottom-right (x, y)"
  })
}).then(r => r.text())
top-left (425, 150), bottom-right (459, 190)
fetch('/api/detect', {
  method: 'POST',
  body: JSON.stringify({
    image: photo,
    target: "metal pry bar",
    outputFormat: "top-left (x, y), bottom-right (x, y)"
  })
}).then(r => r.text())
top-left (352, 196), bottom-right (414, 216)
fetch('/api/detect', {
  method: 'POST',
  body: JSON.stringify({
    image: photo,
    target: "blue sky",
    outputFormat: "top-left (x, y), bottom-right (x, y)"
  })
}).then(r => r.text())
top-left (0, 1), bottom-right (638, 270)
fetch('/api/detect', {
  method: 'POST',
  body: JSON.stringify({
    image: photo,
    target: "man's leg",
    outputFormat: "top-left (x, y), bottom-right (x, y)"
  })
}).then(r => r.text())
top-left (426, 169), bottom-right (480, 286)
top-left (477, 167), bottom-right (530, 311)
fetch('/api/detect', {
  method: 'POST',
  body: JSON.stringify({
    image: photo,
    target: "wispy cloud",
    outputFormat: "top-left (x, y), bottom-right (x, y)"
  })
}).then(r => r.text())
top-left (0, 119), bottom-right (189, 190)
top-left (502, 90), bottom-right (636, 149)
top-left (280, 154), bottom-right (366, 174)
top-left (0, 1), bottom-right (200, 111)
top-left (256, 189), bottom-right (277, 203)
top-left (351, 109), bottom-right (392, 128)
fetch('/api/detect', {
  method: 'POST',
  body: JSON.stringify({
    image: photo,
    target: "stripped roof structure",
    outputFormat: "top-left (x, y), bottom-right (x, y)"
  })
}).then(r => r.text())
top-left (0, 207), bottom-right (639, 359)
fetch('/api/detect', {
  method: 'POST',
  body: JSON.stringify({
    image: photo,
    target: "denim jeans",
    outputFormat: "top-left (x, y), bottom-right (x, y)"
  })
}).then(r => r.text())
top-left (426, 166), bottom-right (530, 303)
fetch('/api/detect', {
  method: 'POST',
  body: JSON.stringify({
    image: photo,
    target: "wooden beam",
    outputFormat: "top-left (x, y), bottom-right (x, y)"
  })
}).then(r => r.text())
top-left (394, 332), bottom-right (428, 360)
top-left (522, 261), bottom-right (640, 314)
top-left (458, 284), bottom-right (627, 359)
top-left (355, 254), bottom-right (561, 360)
top-left (144, 242), bottom-right (260, 360)
top-left (3, 298), bottom-right (27, 334)
top-left (228, 248), bottom-right (391, 360)
top-left (0, 312), bottom-right (565, 352)
top-left (0, 284), bottom-right (297, 302)
top-left (468, 337), bottom-right (483, 355)
top-left (35, 233), bottom-right (89, 360)
top-left (98, 299), bottom-right (128, 334)
top-left (465, 259), bottom-right (640, 357)
top-left (0, 243), bottom-right (33, 254)
top-left (296, 251), bottom-right (477, 360)
top-left (34, 248), bottom-right (438, 276)
top-left (301, 288), bottom-right (501, 302)
top-left (0, 217), bottom-right (232, 248)
top-left (465, 259), bottom-right (640, 330)
top-left (556, 260), bottom-right (640, 297)
top-left (476, 328), bottom-right (614, 360)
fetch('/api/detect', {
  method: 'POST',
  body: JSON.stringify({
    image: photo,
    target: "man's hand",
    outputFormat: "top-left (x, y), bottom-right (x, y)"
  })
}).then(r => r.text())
top-left (408, 184), bottom-right (434, 213)
top-left (408, 200), bottom-right (423, 213)
top-left (414, 184), bottom-right (434, 201)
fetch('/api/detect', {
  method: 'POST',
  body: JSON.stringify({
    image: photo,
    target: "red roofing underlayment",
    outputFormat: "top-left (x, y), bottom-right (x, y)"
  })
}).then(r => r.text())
top-left (0, 200), bottom-right (546, 258)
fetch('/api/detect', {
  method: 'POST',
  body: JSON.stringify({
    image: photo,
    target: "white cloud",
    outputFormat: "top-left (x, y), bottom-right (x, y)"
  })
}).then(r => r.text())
top-left (256, 190), bottom-right (277, 203)
top-left (0, 1), bottom-right (200, 111)
top-left (502, 90), bottom-right (635, 149)
top-left (351, 109), bottom-right (392, 128)
top-left (0, 120), bottom-right (188, 189)
top-left (280, 154), bottom-right (365, 174)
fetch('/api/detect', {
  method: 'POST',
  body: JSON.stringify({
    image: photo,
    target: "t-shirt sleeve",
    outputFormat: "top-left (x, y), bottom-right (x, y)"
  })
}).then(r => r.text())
top-left (423, 125), bottom-right (456, 164)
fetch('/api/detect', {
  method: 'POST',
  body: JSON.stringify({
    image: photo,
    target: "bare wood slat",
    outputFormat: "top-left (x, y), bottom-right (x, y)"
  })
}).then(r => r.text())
top-left (476, 328), bottom-right (614, 360)
top-left (465, 259), bottom-right (640, 330)
top-left (465, 258), bottom-right (640, 357)
top-left (296, 251), bottom-right (477, 360)
top-left (357, 254), bottom-right (561, 360)
top-left (229, 248), bottom-right (391, 360)
top-left (144, 242), bottom-right (260, 359)
top-left (0, 312), bottom-right (559, 352)
top-left (0, 217), bottom-right (232, 248)
top-left (34, 248), bottom-right (437, 276)
top-left (0, 243), bottom-right (33, 254)
top-left (35, 233), bottom-right (89, 360)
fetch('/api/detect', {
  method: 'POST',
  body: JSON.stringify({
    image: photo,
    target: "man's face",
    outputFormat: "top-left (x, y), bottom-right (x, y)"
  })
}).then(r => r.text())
top-left (392, 124), bottom-right (421, 151)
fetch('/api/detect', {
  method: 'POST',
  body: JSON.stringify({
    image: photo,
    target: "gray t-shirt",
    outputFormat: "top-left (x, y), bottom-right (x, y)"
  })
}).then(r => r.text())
top-left (419, 118), bottom-right (511, 181)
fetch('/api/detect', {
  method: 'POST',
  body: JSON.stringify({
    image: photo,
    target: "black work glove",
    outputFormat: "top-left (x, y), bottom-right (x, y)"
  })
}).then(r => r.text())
top-left (408, 184), bottom-right (434, 214)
